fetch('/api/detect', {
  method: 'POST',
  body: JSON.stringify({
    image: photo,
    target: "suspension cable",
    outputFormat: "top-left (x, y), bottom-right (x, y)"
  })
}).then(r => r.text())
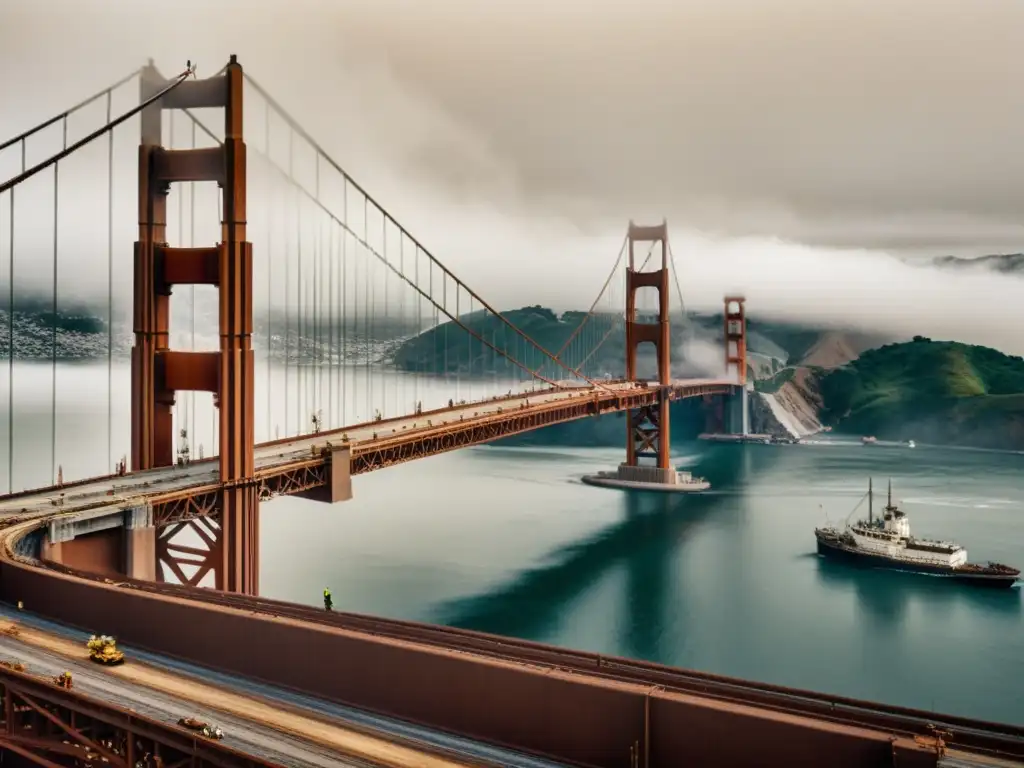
top-left (106, 90), bottom-right (113, 472)
top-left (179, 108), bottom-right (575, 390)
top-left (539, 233), bottom-right (628, 372)
top-left (0, 68), bottom-right (141, 154)
top-left (0, 66), bottom-right (194, 195)
top-left (232, 76), bottom-right (610, 392)
top-left (667, 240), bottom-right (688, 326)
top-left (573, 246), bottom-right (658, 374)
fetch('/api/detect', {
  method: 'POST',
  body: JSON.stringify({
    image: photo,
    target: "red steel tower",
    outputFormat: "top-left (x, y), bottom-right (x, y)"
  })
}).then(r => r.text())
top-left (133, 56), bottom-right (257, 594)
top-left (724, 296), bottom-right (747, 385)
top-left (624, 221), bottom-right (672, 470)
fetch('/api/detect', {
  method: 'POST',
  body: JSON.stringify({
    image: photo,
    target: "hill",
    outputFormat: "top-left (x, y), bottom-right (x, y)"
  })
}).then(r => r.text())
top-left (816, 337), bottom-right (1024, 449)
top-left (931, 254), bottom-right (1024, 274)
top-left (393, 306), bottom-right (895, 381)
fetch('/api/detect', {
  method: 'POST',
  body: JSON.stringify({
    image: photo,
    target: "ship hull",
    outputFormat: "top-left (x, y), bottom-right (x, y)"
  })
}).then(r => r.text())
top-left (815, 536), bottom-right (1019, 589)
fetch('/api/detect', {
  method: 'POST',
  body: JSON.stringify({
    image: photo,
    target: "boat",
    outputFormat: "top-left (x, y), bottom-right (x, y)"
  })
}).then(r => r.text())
top-left (814, 479), bottom-right (1020, 589)
top-left (907, 440), bottom-right (916, 449)
top-left (861, 436), bottom-right (877, 445)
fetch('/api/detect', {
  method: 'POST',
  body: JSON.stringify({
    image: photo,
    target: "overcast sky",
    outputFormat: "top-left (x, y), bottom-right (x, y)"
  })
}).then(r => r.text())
top-left (4, 0), bottom-right (1024, 351)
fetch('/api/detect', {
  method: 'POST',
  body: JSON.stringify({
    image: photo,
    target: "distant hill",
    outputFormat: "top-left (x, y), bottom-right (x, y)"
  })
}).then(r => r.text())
top-left (392, 306), bottom-right (896, 383)
top-left (931, 254), bottom-right (1024, 274)
top-left (816, 337), bottom-right (1024, 449)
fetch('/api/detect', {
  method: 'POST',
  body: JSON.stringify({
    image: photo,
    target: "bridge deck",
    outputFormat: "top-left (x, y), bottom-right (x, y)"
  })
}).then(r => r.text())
top-left (0, 379), bottom-right (733, 518)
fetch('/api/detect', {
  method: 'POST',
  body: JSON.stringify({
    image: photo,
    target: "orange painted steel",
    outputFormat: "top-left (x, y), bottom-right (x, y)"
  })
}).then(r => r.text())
top-left (725, 295), bottom-right (747, 386)
top-left (2, 555), bottom-right (1020, 768)
top-left (134, 381), bottom-right (734, 522)
top-left (130, 56), bottom-right (258, 594)
top-left (624, 221), bottom-right (673, 470)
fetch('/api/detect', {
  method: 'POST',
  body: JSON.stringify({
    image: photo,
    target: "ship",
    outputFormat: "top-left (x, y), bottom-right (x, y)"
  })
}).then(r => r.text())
top-left (814, 479), bottom-right (1020, 589)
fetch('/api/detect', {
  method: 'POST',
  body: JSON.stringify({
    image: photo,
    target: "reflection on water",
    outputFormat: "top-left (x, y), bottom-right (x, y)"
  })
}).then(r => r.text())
top-left (267, 438), bottom-right (1024, 725)
top-left (815, 556), bottom-right (1022, 628)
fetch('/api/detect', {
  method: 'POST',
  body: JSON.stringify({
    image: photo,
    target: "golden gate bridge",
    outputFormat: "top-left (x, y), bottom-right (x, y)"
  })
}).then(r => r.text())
top-left (0, 56), bottom-right (1018, 768)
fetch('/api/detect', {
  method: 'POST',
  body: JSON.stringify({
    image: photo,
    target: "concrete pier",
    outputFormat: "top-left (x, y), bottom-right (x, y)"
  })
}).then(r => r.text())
top-left (582, 462), bottom-right (710, 493)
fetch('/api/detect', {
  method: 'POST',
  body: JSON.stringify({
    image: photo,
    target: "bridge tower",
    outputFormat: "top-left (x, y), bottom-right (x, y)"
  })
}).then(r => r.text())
top-left (624, 221), bottom-right (672, 471)
top-left (724, 296), bottom-right (747, 386)
top-left (724, 296), bottom-right (750, 435)
top-left (133, 56), bottom-right (257, 594)
top-left (703, 296), bottom-right (749, 435)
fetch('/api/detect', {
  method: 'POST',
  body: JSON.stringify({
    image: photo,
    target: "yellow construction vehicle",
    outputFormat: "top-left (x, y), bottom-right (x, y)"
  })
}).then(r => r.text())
top-left (53, 671), bottom-right (72, 689)
top-left (86, 635), bottom-right (125, 665)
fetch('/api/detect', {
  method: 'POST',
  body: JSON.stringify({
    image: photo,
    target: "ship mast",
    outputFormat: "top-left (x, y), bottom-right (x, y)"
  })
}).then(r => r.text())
top-left (888, 478), bottom-right (892, 509)
top-left (868, 477), bottom-right (873, 524)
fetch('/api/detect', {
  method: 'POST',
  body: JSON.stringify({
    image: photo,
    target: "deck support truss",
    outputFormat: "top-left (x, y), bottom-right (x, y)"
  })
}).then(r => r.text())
top-left (0, 667), bottom-right (273, 767)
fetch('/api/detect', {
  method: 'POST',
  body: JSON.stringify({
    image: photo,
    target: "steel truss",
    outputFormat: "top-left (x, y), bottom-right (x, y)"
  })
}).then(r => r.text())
top-left (346, 385), bottom-right (730, 475)
top-left (152, 490), bottom-right (220, 528)
top-left (255, 464), bottom-right (327, 500)
top-left (156, 516), bottom-right (220, 588)
top-left (0, 665), bottom-right (277, 767)
top-left (630, 405), bottom-right (663, 458)
top-left (141, 384), bottom-right (731, 515)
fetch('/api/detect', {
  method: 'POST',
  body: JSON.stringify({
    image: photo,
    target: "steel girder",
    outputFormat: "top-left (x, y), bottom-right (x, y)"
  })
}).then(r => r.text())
top-left (144, 383), bottom-right (732, 510)
top-left (0, 665), bottom-right (279, 767)
top-left (152, 490), bottom-right (220, 528)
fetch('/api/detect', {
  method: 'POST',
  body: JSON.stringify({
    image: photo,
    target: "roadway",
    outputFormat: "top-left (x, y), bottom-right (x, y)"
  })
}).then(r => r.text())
top-left (0, 378), bottom-right (729, 520)
top-left (0, 603), bottom-right (566, 768)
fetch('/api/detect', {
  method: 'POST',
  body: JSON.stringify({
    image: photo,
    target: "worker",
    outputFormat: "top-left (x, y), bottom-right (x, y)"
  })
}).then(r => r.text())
top-left (323, 587), bottom-right (332, 611)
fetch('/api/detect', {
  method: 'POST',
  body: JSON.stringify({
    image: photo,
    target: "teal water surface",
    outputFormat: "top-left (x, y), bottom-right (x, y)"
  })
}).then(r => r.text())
top-left (264, 438), bottom-right (1024, 726)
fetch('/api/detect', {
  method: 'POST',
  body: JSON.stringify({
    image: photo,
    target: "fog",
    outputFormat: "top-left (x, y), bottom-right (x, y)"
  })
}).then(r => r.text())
top-left (3, 0), bottom-right (1024, 352)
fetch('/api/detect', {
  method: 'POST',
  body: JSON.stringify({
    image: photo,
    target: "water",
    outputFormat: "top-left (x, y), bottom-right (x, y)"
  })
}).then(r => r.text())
top-left (4, 362), bottom-right (1023, 726)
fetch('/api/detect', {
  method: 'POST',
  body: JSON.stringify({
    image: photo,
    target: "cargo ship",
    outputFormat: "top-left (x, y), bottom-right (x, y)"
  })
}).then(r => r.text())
top-left (814, 479), bottom-right (1020, 588)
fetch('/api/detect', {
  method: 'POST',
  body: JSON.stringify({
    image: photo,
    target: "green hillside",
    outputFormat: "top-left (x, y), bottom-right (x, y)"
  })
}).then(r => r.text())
top-left (392, 306), bottom-right (858, 377)
top-left (817, 337), bottom-right (1024, 448)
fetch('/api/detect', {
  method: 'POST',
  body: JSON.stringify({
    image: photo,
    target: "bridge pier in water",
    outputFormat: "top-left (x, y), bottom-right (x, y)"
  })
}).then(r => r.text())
top-left (583, 222), bottom-right (706, 491)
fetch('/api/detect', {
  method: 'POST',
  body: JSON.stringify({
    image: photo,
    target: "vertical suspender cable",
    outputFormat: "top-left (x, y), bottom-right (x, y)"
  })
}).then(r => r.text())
top-left (368, 216), bottom-right (375, 416)
top-left (264, 105), bottom-right (272, 441)
top-left (363, 198), bottom-right (369, 419)
top-left (328, 223), bottom-right (334, 428)
top-left (297, 190), bottom-right (303, 432)
top-left (314, 157), bottom-right (320, 427)
top-left (170, 114), bottom-right (180, 448)
top-left (342, 181), bottom-right (348, 427)
top-left (315, 223), bottom-right (321, 422)
top-left (382, 217), bottom-right (388, 416)
top-left (395, 236), bottom-right (403, 415)
top-left (106, 91), bottom-right (114, 472)
top-left (415, 245), bottom-right (420, 409)
top-left (51, 156), bottom-right (61, 483)
top-left (215, 190), bottom-right (221, 451)
top-left (285, 130), bottom-right (293, 437)
top-left (190, 121), bottom-right (197, 448)
top-left (9, 143), bottom-right (22, 492)
top-left (3, 186), bottom-right (8, 492)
